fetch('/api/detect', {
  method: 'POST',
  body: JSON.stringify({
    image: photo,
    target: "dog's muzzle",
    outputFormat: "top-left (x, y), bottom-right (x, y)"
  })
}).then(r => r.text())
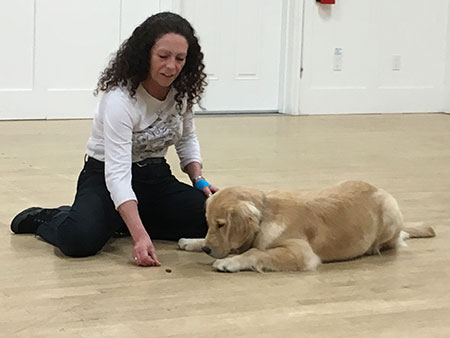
top-left (202, 246), bottom-right (212, 255)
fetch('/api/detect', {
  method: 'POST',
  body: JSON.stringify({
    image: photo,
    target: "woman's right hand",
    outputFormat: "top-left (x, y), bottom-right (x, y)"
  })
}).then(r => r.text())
top-left (117, 200), bottom-right (161, 267)
top-left (133, 234), bottom-right (161, 267)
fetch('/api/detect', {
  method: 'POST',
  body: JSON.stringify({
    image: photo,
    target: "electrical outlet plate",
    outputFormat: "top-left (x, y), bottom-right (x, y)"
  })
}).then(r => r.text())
top-left (333, 48), bottom-right (343, 71)
top-left (392, 55), bottom-right (401, 71)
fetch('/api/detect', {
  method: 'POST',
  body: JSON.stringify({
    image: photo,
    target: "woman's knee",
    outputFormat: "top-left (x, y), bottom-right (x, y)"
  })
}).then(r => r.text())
top-left (58, 192), bottom-right (115, 257)
top-left (57, 219), bottom-right (110, 257)
top-left (58, 232), bottom-right (104, 257)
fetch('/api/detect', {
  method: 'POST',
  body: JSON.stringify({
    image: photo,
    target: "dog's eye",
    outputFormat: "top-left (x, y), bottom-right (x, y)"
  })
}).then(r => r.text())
top-left (217, 220), bottom-right (226, 228)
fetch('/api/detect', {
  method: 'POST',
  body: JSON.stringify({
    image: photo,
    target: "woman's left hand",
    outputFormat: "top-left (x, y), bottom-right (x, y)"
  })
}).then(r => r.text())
top-left (202, 184), bottom-right (219, 197)
top-left (185, 162), bottom-right (219, 197)
top-left (192, 176), bottom-right (219, 197)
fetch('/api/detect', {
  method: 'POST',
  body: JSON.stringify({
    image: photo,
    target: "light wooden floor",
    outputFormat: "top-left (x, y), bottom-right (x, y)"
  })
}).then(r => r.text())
top-left (1, 113), bottom-right (449, 338)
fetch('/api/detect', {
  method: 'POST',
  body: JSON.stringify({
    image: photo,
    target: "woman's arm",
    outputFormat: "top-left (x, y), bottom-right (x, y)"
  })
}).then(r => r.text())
top-left (117, 200), bottom-right (160, 266)
top-left (101, 91), bottom-right (159, 267)
top-left (184, 161), bottom-right (219, 196)
top-left (175, 111), bottom-right (219, 196)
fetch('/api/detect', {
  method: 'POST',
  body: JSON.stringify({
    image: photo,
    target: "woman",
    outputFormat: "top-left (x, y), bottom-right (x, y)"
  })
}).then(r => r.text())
top-left (10, 12), bottom-right (218, 267)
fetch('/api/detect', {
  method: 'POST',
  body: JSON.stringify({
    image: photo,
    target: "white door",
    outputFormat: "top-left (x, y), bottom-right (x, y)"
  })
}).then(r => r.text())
top-left (0, 0), bottom-right (163, 120)
top-left (179, 0), bottom-right (283, 113)
top-left (0, 0), bottom-right (283, 119)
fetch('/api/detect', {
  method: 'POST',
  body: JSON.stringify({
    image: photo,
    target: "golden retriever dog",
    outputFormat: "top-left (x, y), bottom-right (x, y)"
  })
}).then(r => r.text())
top-left (178, 180), bottom-right (435, 272)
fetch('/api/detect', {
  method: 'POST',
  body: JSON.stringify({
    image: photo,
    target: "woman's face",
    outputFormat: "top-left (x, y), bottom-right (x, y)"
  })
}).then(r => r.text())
top-left (148, 33), bottom-right (188, 90)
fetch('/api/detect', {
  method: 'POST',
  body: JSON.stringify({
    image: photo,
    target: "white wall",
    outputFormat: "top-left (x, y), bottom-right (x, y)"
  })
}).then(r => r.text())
top-left (299, 0), bottom-right (450, 115)
top-left (445, 0), bottom-right (450, 113)
top-left (2, 0), bottom-right (450, 118)
top-left (0, 0), bottom-right (283, 119)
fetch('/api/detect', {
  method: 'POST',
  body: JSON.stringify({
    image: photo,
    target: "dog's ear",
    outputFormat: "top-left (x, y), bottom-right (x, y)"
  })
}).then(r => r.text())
top-left (229, 201), bottom-right (261, 231)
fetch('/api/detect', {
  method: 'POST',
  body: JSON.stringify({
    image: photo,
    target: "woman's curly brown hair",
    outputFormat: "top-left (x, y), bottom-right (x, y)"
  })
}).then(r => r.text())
top-left (95, 12), bottom-right (207, 112)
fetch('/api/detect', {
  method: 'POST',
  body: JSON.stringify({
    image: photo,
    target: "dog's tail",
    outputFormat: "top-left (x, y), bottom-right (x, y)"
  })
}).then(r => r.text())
top-left (402, 222), bottom-right (436, 239)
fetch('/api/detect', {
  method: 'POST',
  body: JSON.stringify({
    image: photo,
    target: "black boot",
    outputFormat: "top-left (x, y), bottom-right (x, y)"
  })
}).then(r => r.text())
top-left (10, 206), bottom-right (71, 234)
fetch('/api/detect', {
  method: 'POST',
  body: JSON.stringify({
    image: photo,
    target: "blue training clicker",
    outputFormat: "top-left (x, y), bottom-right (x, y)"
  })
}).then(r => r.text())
top-left (195, 179), bottom-right (211, 190)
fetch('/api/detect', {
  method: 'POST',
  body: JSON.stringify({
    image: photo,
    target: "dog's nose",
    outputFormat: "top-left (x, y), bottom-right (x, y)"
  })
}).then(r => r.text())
top-left (202, 246), bottom-right (211, 255)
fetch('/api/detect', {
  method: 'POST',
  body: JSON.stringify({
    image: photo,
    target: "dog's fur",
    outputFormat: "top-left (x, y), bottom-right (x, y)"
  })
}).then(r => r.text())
top-left (178, 181), bottom-right (435, 272)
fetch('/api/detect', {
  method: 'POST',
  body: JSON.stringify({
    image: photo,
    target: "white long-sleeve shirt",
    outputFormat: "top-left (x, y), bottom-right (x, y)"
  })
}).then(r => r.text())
top-left (86, 84), bottom-right (202, 209)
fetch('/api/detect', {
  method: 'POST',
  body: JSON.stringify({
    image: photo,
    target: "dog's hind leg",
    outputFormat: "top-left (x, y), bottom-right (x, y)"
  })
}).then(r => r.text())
top-left (376, 223), bottom-right (435, 253)
top-left (212, 239), bottom-right (321, 273)
top-left (367, 189), bottom-right (405, 255)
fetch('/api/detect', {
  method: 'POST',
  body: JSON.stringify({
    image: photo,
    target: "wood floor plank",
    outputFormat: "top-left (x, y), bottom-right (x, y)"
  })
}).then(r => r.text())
top-left (1, 113), bottom-right (449, 338)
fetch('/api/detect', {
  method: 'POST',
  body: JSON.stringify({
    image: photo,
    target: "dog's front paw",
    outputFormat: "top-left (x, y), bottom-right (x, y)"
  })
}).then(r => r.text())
top-left (178, 238), bottom-right (204, 252)
top-left (212, 258), bottom-right (241, 273)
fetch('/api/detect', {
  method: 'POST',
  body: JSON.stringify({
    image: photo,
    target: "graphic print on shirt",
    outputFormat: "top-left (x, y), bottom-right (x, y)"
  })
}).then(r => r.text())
top-left (132, 109), bottom-right (182, 161)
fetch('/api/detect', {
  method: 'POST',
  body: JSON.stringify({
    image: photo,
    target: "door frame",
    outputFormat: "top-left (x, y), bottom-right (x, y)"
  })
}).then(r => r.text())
top-left (278, 0), bottom-right (305, 115)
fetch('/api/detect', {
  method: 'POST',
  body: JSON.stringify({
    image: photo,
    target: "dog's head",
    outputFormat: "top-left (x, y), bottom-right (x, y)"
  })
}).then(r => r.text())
top-left (202, 186), bottom-right (265, 258)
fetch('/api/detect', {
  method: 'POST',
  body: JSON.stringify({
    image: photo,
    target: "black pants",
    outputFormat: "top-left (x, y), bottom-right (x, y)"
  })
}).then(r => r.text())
top-left (36, 157), bottom-right (207, 257)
